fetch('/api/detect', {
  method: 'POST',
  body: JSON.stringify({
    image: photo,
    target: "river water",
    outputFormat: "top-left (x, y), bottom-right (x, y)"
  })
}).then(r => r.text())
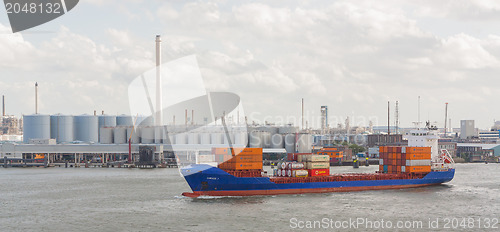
top-left (0, 163), bottom-right (498, 231)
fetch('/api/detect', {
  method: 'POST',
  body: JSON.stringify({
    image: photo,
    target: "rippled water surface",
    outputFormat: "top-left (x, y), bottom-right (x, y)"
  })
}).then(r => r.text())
top-left (0, 163), bottom-right (498, 231)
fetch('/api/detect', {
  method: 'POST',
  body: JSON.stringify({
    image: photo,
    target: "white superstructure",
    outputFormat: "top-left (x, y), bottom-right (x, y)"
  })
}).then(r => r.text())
top-left (406, 123), bottom-right (454, 171)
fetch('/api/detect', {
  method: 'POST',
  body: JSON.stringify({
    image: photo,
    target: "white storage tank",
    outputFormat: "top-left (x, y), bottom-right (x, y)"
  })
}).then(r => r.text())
top-left (167, 133), bottom-right (175, 144)
top-left (222, 132), bottom-right (235, 145)
top-left (279, 126), bottom-right (299, 134)
top-left (113, 127), bottom-right (127, 144)
top-left (176, 133), bottom-right (187, 144)
top-left (126, 127), bottom-right (140, 144)
top-left (271, 133), bottom-right (284, 148)
top-left (141, 126), bottom-right (155, 143)
top-left (211, 132), bottom-right (222, 144)
top-left (234, 131), bottom-right (248, 146)
top-left (249, 131), bottom-right (271, 148)
top-left (137, 116), bottom-right (154, 126)
top-left (284, 133), bottom-right (296, 153)
top-left (23, 114), bottom-right (51, 143)
top-left (116, 115), bottom-right (133, 126)
top-left (297, 133), bottom-right (313, 153)
top-left (200, 133), bottom-right (211, 144)
top-left (74, 114), bottom-right (98, 143)
top-left (50, 114), bottom-right (74, 143)
top-left (99, 127), bottom-right (114, 144)
top-left (188, 132), bottom-right (199, 144)
top-left (98, 115), bottom-right (117, 128)
top-left (154, 126), bottom-right (165, 144)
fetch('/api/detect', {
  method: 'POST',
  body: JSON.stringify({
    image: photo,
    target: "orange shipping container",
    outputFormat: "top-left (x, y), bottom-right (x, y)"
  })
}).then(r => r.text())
top-left (406, 165), bottom-right (431, 173)
top-left (406, 147), bottom-right (431, 154)
top-left (397, 166), bottom-right (402, 173)
top-left (232, 154), bottom-right (263, 162)
top-left (219, 161), bottom-right (262, 170)
top-left (407, 153), bottom-right (431, 160)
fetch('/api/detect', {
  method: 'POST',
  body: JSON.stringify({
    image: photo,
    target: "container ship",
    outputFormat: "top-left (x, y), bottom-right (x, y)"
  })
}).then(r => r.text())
top-left (181, 128), bottom-right (455, 197)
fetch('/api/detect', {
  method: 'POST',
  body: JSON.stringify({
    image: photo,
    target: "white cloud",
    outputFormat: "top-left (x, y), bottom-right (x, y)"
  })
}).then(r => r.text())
top-left (2, 1), bottom-right (500, 129)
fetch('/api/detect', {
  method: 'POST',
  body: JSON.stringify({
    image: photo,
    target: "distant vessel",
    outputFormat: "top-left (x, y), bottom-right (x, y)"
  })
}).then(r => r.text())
top-left (181, 124), bottom-right (455, 197)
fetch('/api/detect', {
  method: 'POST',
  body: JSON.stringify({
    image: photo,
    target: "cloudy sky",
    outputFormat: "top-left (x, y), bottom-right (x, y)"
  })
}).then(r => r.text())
top-left (1, 0), bottom-right (500, 129)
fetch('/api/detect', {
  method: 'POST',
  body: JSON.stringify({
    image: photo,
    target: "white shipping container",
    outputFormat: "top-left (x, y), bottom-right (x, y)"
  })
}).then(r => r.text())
top-left (305, 162), bottom-right (330, 169)
top-left (307, 155), bottom-right (329, 162)
top-left (405, 159), bottom-right (431, 166)
top-left (401, 166), bottom-right (406, 172)
top-left (293, 170), bottom-right (309, 177)
top-left (402, 147), bottom-right (406, 153)
top-left (379, 159), bottom-right (384, 165)
top-left (287, 170), bottom-right (292, 177)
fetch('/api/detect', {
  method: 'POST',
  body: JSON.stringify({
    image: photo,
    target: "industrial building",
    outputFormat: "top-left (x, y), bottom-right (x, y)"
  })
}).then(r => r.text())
top-left (460, 120), bottom-right (476, 139)
top-left (1, 112), bottom-right (316, 167)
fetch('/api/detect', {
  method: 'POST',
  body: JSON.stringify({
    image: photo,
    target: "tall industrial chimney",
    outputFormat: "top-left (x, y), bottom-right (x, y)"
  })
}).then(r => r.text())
top-left (301, 98), bottom-right (304, 130)
top-left (155, 35), bottom-right (162, 126)
top-left (35, 82), bottom-right (38, 114)
top-left (2, 95), bottom-right (4, 116)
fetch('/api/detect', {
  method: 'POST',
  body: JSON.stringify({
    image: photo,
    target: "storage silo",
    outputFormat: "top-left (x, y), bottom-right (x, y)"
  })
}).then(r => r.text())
top-left (271, 133), bottom-right (284, 148)
top-left (211, 132), bottom-right (222, 144)
top-left (249, 131), bottom-right (271, 148)
top-left (74, 114), bottom-right (98, 143)
top-left (137, 116), bottom-right (154, 126)
top-left (126, 127), bottom-right (140, 144)
top-left (141, 126), bottom-right (155, 143)
top-left (23, 114), bottom-right (50, 143)
top-left (296, 133), bottom-right (313, 153)
top-left (234, 131), bottom-right (248, 146)
top-left (116, 115), bottom-right (133, 126)
top-left (99, 127), bottom-right (114, 144)
top-left (113, 127), bottom-right (127, 144)
top-left (188, 132), bottom-right (199, 144)
top-left (98, 115), bottom-right (116, 128)
top-left (154, 126), bottom-right (165, 144)
top-left (176, 133), bottom-right (187, 144)
top-left (200, 133), bottom-right (211, 144)
top-left (50, 114), bottom-right (74, 143)
top-left (223, 132), bottom-right (235, 145)
top-left (279, 126), bottom-right (299, 134)
top-left (258, 126), bottom-right (279, 135)
top-left (284, 133), bottom-right (296, 153)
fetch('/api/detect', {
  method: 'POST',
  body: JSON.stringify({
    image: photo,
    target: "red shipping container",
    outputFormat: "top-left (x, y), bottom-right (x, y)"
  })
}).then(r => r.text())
top-left (287, 153), bottom-right (298, 161)
top-left (308, 169), bottom-right (330, 176)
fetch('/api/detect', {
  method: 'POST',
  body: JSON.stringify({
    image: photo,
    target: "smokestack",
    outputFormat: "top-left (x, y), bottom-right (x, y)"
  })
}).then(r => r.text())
top-left (35, 82), bottom-right (38, 114)
top-left (155, 35), bottom-right (163, 126)
top-left (102, 110), bottom-right (104, 115)
top-left (185, 109), bottom-right (188, 126)
top-left (191, 110), bottom-right (194, 125)
top-left (387, 101), bottom-right (390, 136)
top-left (94, 110), bottom-right (96, 116)
top-left (2, 95), bottom-right (4, 116)
top-left (301, 98), bottom-right (304, 130)
top-left (444, 103), bottom-right (448, 136)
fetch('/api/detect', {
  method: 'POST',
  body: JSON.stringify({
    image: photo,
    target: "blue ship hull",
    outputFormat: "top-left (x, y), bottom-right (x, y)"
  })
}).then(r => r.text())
top-left (181, 164), bottom-right (455, 197)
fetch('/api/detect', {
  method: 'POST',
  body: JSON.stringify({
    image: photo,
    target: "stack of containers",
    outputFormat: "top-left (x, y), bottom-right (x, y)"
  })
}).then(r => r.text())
top-left (217, 148), bottom-right (263, 170)
top-left (298, 154), bottom-right (330, 176)
top-left (378, 146), bottom-right (431, 174)
top-left (274, 161), bottom-right (308, 177)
